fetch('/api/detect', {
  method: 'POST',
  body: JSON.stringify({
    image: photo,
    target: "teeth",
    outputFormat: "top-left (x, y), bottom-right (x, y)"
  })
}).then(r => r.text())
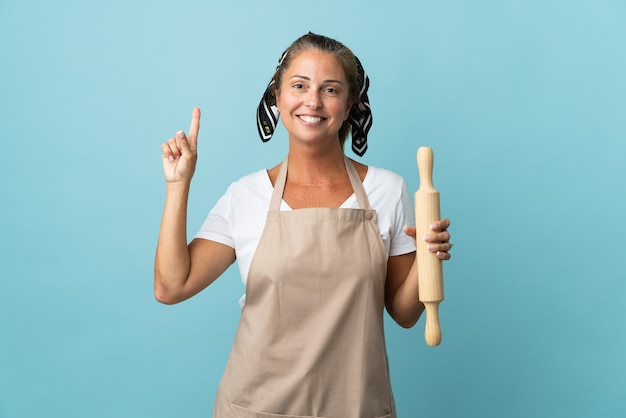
top-left (300, 115), bottom-right (322, 123)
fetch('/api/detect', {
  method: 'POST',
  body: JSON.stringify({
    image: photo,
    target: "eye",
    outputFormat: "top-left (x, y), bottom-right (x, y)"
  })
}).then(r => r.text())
top-left (292, 83), bottom-right (304, 89)
top-left (323, 85), bottom-right (341, 96)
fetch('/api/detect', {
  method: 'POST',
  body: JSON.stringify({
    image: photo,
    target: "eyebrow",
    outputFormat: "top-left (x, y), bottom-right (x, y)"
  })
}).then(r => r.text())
top-left (290, 75), bottom-right (344, 85)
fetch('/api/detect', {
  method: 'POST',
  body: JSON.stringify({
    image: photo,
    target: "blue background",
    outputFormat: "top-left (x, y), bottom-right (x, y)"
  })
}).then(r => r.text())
top-left (1, 1), bottom-right (625, 417)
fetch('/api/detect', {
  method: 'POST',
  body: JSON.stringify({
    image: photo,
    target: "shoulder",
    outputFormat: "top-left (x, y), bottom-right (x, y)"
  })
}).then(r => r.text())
top-left (226, 169), bottom-right (272, 197)
top-left (364, 165), bottom-right (408, 196)
top-left (366, 165), bottom-right (406, 182)
top-left (198, 169), bottom-right (271, 250)
top-left (211, 169), bottom-right (273, 217)
top-left (363, 165), bottom-right (413, 224)
top-left (361, 165), bottom-right (416, 256)
top-left (348, 157), bottom-right (406, 191)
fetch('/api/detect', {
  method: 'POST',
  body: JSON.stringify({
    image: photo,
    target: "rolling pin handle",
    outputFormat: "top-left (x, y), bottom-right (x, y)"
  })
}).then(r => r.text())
top-left (424, 301), bottom-right (442, 346)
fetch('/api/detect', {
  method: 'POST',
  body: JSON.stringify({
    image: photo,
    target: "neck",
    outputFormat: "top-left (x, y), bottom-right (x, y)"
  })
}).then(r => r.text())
top-left (286, 145), bottom-right (347, 186)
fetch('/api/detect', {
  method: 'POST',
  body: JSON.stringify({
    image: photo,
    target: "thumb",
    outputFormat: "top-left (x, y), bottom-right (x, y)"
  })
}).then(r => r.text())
top-left (175, 130), bottom-right (193, 156)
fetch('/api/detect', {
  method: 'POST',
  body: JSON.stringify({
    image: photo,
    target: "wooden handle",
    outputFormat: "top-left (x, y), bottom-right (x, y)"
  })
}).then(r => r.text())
top-left (415, 147), bottom-right (444, 346)
top-left (423, 302), bottom-right (442, 346)
top-left (417, 147), bottom-right (435, 191)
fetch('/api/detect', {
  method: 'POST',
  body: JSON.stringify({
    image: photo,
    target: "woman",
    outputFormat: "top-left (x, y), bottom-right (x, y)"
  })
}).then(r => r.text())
top-left (155, 32), bottom-right (452, 418)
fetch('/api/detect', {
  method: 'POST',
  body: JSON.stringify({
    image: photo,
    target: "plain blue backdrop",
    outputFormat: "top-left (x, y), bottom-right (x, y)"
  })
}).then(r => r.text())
top-left (1, 1), bottom-right (625, 417)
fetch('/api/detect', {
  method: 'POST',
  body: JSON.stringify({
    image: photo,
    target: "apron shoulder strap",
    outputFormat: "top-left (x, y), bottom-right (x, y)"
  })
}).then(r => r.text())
top-left (344, 156), bottom-right (372, 210)
top-left (269, 157), bottom-right (289, 212)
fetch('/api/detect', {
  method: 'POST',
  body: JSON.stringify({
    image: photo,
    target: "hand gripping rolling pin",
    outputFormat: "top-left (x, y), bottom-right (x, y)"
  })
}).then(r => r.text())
top-left (415, 147), bottom-right (444, 346)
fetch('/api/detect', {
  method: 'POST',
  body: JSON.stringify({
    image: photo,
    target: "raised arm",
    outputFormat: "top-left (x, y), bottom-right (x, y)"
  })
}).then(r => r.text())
top-left (154, 108), bottom-right (235, 305)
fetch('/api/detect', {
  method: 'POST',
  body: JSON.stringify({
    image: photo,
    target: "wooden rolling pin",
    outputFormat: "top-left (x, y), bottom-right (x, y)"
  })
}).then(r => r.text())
top-left (415, 147), bottom-right (444, 346)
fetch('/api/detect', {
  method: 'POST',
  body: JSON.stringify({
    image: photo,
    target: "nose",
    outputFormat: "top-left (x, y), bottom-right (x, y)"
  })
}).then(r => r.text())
top-left (305, 90), bottom-right (322, 109)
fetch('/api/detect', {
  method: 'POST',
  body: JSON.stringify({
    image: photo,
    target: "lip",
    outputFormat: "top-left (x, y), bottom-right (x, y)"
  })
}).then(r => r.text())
top-left (297, 114), bottom-right (327, 124)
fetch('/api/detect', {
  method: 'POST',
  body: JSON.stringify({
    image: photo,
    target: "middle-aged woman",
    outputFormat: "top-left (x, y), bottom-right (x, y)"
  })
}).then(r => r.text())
top-left (155, 32), bottom-right (452, 418)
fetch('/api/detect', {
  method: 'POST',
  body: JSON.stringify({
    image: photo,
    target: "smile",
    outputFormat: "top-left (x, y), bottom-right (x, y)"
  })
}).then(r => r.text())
top-left (298, 115), bottom-right (325, 123)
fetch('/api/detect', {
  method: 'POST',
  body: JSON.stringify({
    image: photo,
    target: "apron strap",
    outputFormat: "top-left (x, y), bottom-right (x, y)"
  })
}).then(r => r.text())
top-left (269, 155), bottom-right (372, 211)
top-left (344, 155), bottom-right (372, 210)
top-left (269, 156), bottom-right (289, 212)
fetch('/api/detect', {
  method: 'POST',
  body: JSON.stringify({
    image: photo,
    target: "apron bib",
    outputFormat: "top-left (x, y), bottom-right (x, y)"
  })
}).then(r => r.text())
top-left (214, 156), bottom-right (395, 418)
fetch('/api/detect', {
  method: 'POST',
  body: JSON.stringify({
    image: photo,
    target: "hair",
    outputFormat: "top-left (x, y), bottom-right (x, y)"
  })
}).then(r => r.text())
top-left (271, 32), bottom-right (363, 146)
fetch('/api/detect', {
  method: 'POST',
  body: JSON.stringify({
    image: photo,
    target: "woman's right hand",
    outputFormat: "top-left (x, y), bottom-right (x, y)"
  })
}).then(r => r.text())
top-left (161, 107), bottom-right (201, 184)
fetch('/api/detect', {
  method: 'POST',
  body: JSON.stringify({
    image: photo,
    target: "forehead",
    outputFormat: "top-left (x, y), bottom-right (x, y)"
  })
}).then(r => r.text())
top-left (283, 49), bottom-right (346, 80)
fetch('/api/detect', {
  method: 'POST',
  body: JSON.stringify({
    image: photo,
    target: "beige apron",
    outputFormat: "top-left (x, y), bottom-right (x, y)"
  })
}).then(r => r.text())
top-left (214, 156), bottom-right (396, 418)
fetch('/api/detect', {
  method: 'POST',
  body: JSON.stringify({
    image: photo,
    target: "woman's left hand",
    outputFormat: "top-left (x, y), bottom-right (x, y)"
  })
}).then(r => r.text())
top-left (404, 218), bottom-right (453, 260)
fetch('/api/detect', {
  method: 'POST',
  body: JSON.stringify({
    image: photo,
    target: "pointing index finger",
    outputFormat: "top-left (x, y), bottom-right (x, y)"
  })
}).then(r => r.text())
top-left (188, 107), bottom-right (201, 151)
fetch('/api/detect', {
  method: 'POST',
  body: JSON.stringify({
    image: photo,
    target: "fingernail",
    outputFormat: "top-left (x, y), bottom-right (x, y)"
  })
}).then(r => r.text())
top-left (176, 130), bottom-right (184, 138)
top-left (423, 235), bottom-right (429, 242)
top-left (430, 223), bottom-right (437, 230)
top-left (427, 244), bottom-right (433, 250)
top-left (168, 156), bottom-right (174, 162)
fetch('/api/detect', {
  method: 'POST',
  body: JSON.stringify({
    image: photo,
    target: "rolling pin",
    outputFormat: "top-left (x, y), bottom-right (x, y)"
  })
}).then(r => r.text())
top-left (415, 147), bottom-right (444, 346)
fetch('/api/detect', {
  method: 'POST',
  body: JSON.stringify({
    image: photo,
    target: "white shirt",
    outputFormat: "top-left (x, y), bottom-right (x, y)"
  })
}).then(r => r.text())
top-left (195, 165), bottom-right (416, 305)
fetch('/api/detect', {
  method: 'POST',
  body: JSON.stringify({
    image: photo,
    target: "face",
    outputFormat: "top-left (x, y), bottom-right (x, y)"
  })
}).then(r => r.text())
top-left (275, 50), bottom-right (352, 148)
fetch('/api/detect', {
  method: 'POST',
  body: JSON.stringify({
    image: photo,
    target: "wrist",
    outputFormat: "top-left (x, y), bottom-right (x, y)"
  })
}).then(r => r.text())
top-left (165, 181), bottom-right (191, 196)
